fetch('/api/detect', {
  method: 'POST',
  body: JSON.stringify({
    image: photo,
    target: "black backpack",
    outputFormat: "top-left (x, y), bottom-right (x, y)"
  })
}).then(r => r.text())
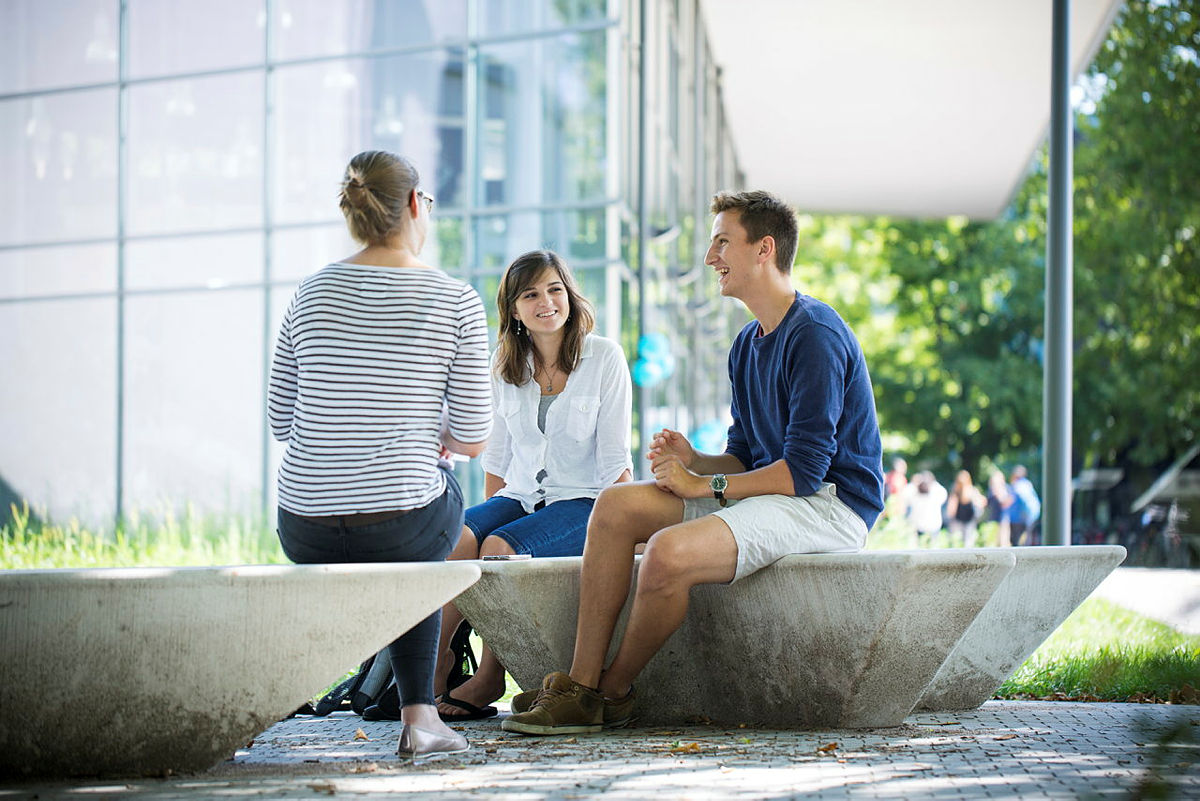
top-left (302, 620), bottom-right (477, 718)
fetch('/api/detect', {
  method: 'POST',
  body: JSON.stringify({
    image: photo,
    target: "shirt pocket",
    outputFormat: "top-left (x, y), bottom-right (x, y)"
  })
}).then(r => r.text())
top-left (499, 398), bottom-right (526, 438)
top-left (565, 395), bottom-right (600, 441)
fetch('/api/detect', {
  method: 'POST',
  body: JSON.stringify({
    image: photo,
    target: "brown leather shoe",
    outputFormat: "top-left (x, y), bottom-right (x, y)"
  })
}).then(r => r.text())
top-left (510, 684), bottom-right (635, 728)
top-left (501, 672), bottom-right (603, 735)
top-left (397, 724), bottom-right (469, 763)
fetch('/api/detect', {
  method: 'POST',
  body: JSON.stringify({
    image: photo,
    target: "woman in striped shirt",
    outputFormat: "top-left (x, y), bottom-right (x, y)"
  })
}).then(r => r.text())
top-left (268, 150), bottom-right (491, 762)
top-left (433, 250), bottom-right (633, 722)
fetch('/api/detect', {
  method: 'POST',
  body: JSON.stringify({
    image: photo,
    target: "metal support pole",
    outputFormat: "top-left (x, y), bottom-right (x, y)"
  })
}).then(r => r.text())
top-left (260, 0), bottom-right (275, 523)
top-left (635, 0), bottom-right (650, 477)
top-left (1043, 0), bottom-right (1073, 546)
top-left (115, 0), bottom-right (129, 531)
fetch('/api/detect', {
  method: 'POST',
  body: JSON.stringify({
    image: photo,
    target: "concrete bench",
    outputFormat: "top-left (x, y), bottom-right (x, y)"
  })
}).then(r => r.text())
top-left (917, 545), bottom-right (1126, 710)
top-left (453, 546), bottom-right (1125, 729)
top-left (0, 562), bottom-right (481, 778)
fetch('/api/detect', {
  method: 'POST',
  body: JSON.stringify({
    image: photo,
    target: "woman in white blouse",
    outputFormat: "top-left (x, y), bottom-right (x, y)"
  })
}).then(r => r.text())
top-left (434, 249), bottom-right (633, 721)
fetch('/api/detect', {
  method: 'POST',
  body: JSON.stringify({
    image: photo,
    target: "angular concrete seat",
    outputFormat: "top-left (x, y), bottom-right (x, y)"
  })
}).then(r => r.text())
top-left (917, 544), bottom-right (1126, 711)
top-left (0, 562), bottom-right (480, 778)
top-left (455, 550), bottom-right (1018, 728)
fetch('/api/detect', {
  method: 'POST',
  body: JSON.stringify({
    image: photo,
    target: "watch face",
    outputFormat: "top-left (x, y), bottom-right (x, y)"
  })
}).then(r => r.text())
top-left (710, 474), bottom-right (728, 492)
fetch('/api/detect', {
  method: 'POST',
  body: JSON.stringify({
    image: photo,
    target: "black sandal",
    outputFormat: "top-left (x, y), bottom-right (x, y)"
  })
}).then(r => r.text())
top-left (438, 692), bottom-right (498, 721)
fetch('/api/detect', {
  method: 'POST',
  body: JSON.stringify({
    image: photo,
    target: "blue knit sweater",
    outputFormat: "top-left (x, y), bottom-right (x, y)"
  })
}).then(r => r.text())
top-left (725, 292), bottom-right (885, 529)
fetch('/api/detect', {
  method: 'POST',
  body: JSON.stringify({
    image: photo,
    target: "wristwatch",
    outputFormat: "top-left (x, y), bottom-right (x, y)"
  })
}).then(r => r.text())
top-left (710, 474), bottom-right (728, 507)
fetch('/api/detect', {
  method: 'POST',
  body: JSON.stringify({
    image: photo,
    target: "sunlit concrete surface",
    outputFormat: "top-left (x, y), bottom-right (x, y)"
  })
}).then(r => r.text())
top-left (1, 701), bottom-right (1194, 799)
top-left (455, 550), bottom-right (1019, 728)
top-left (919, 545), bottom-right (1126, 711)
top-left (0, 562), bottom-right (480, 778)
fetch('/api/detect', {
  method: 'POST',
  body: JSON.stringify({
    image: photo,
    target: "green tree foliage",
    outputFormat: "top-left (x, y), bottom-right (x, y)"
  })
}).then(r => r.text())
top-left (874, 200), bottom-right (1047, 479)
top-left (1073, 0), bottom-right (1200, 467)
top-left (797, 0), bottom-right (1197, 482)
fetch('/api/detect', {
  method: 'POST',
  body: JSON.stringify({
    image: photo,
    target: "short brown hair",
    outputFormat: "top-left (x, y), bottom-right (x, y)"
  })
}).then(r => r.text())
top-left (494, 250), bottom-right (596, 387)
top-left (338, 150), bottom-right (420, 246)
top-left (710, 190), bottom-right (798, 273)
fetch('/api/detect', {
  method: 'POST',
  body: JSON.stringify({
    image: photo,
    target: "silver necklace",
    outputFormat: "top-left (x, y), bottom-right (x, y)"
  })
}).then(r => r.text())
top-left (538, 364), bottom-right (557, 393)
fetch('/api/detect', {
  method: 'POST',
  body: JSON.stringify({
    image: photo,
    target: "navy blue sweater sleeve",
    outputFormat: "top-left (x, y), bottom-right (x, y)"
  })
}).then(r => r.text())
top-left (781, 322), bottom-right (845, 497)
top-left (724, 337), bottom-right (753, 469)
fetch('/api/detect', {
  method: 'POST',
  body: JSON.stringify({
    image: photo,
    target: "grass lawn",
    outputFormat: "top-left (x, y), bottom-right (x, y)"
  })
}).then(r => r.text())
top-left (0, 504), bottom-right (286, 569)
top-left (997, 596), bottom-right (1200, 703)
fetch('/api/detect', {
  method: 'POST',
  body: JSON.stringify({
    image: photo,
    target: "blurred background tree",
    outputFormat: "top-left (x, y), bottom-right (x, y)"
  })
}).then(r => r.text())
top-left (795, 0), bottom-right (1198, 489)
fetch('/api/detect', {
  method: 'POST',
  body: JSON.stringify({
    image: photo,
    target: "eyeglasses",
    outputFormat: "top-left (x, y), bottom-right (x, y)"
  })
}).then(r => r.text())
top-left (416, 190), bottom-right (435, 212)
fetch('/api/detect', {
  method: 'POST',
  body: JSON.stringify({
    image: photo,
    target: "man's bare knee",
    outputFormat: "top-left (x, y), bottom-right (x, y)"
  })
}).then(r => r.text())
top-left (589, 481), bottom-right (683, 543)
top-left (590, 483), bottom-right (644, 528)
top-left (636, 528), bottom-right (693, 596)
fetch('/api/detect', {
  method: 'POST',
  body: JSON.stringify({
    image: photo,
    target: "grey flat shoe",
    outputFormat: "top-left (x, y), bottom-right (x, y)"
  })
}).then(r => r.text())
top-left (397, 724), bottom-right (470, 764)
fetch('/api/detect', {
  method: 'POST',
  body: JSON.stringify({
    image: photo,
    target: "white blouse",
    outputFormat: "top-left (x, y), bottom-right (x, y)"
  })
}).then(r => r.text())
top-left (482, 334), bottom-right (633, 511)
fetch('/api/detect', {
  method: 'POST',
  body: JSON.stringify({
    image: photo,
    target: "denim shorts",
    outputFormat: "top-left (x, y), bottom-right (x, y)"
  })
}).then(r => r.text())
top-left (464, 495), bottom-right (595, 557)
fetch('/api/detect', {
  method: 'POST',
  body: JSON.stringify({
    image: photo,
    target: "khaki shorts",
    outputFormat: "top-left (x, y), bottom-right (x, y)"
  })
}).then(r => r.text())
top-left (682, 482), bottom-right (868, 582)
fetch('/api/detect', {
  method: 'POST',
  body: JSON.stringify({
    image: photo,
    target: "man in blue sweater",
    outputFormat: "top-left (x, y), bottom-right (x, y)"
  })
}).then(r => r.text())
top-left (503, 189), bottom-right (885, 735)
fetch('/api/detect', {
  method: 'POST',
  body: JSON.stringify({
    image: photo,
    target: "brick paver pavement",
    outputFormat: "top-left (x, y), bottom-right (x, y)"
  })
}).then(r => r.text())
top-left (4, 701), bottom-right (1196, 799)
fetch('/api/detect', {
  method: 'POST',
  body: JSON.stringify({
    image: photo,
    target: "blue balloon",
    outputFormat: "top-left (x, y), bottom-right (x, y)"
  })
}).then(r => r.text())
top-left (655, 350), bottom-right (676, 380)
top-left (638, 333), bottom-right (671, 359)
top-left (691, 420), bottom-right (727, 454)
top-left (631, 358), bottom-right (665, 388)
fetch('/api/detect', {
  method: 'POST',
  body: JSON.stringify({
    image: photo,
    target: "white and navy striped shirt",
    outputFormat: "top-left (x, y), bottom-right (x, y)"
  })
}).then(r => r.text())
top-left (268, 263), bottom-right (492, 515)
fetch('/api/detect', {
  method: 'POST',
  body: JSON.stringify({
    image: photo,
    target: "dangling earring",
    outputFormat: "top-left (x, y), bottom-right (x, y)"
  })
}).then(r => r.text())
top-left (515, 319), bottom-right (524, 336)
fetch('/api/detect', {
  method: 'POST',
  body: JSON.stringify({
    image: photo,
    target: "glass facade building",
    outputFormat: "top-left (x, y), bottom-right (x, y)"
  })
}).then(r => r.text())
top-left (0, 0), bottom-right (745, 526)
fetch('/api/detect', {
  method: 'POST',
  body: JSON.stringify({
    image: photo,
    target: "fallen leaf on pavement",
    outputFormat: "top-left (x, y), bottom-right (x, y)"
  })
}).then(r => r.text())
top-left (354, 728), bottom-right (369, 741)
top-left (669, 742), bottom-right (702, 754)
top-left (817, 742), bottom-right (839, 754)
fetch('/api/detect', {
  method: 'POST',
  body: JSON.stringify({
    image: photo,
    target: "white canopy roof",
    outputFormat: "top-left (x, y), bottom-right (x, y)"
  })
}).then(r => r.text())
top-left (699, 0), bottom-right (1123, 219)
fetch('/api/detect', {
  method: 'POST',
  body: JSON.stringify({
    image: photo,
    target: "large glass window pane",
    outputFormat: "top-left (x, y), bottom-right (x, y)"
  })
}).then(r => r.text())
top-left (126, 233), bottom-right (264, 291)
top-left (273, 50), bottom-right (464, 224)
top-left (474, 208), bottom-right (607, 272)
top-left (0, 0), bottom-right (118, 94)
top-left (273, 0), bottom-right (467, 61)
top-left (0, 89), bottom-right (117, 246)
top-left (271, 218), bottom-right (464, 282)
top-left (0, 244), bottom-right (116, 300)
top-left (477, 31), bottom-right (606, 208)
top-left (127, 74), bottom-right (264, 236)
top-left (124, 290), bottom-right (264, 515)
top-left (270, 224), bottom-right (357, 283)
top-left (127, 0), bottom-right (265, 79)
top-left (432, 217), bottom-right (466, 274)
top-left (0, 298), bottom-right (117, 524)
top-left (479, 0), bottom-right (609, 36)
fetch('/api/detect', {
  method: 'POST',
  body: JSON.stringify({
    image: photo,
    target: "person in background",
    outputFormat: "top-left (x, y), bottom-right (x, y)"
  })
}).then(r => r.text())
top-left (268, 150), bottom-right (491, 763)
top-left (905, 471), bottom-right (947, 544)
top-left (1009, 465), bottom-right (1042, 546)
top-left (986, 469), bottom-right (1014, 547)
top-left (433, 250), bottom-right (633, 721)
top-left (882, 456), bottom-right (910, 520)
top-left (946, 469), bottom-right (986, 547)
top-left (884, 457), bottom-right (909, 498)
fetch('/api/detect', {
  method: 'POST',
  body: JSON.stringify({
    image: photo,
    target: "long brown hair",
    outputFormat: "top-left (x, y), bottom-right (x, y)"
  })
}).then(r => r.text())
top-left (494, 250), bottom-right (596, 387)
